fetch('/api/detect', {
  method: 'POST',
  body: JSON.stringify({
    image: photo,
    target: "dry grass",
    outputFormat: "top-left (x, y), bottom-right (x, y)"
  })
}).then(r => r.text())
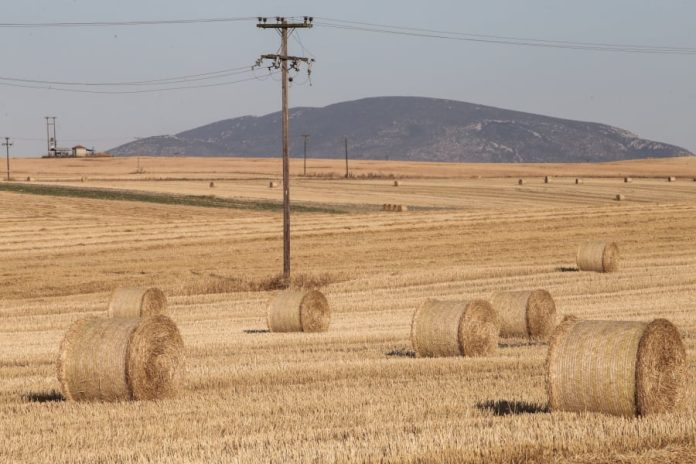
top-left (0, 156), bottom-right (695, 463)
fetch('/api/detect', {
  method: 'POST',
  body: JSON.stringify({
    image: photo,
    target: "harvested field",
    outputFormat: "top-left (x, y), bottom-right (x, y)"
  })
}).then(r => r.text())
top-left (0, 156), bottom-right (695, 463)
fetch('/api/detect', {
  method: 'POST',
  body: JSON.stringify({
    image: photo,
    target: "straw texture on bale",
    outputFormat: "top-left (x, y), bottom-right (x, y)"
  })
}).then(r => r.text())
top-left (57, 315), bottom-right (184, 402)
top-left (489, 290), bottom-right (557, 340)
top-left (410, 299), bottom-right (498, 358)
top-left (518, 179), bottom-right (524, 185)
top-left (267, 289), bottom-right (331, 332)
top-left (624, 177), bottom-right (632, 183)
top-left (575, 178), bottom-right (583, 184)
top-left (546, 318), bottom-right (686, 416)
top-left (576, 241), bottom-right (620, 273)
top-left (108, 287), bottom-right (167, 318)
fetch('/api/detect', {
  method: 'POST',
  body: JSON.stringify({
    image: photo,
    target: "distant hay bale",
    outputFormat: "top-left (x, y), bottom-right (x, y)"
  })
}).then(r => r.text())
top-left (546, 318), bottom-right (686, 416)
top-left (269, 181), bottom-right (278, 188)
top-left (576, 241), bottom-right (620, 273)
top-left (489, 290), bottom-right (557, 340)
top-left (575, 178), bottom-right (583, 184)
top-left (624, 177), bottom-right (632, 183)
top-left (80, 176), bottom-right (87, 182)
top-left (209, 181), bottom-right (215, 188)
top-left (410, 299), bottom-right (498, 358)
top-left (615, 194), bottom-right (625, 201)
top-left (393, 180), bottom-right (400, 187)
top-left (518, 179), bottom-right (524, 185)
top-left (108, 287), bottom-right (167, 318)
top-left (26, 176), bottom-right (33, 182)
top-left (267, 289), bottom-right (330, 332)
top-left (57, 315), bottom-right (184, 402)
top-left (544, 176), bottom-right (551, 184)
top-left (668, 176), bottom-right (676, 182)
top-left (396, 205), bottom-right (408, 212)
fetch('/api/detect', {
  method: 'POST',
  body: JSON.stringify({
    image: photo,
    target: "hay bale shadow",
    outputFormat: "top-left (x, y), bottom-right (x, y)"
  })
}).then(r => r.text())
top-left (243, 329), bottom-right (270, 334)
top-left (23, 391), bottom-right (64, 403)
top-left (386, 348), bottom-right (416, 358)
top-left (476, 400), bottom-right (548, 416)
top-left (556, 266), bottom-right (579, 272)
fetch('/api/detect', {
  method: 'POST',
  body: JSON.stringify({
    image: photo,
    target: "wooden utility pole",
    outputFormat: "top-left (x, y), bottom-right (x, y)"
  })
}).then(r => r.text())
top-left (256, 16), bottom-right (314, 282)
top-left (3, 137), bottom-right (13, 181)
top-left (302, 134), bottom-right (310, 176)
top-left (344, 136), bottom-right (349, 178)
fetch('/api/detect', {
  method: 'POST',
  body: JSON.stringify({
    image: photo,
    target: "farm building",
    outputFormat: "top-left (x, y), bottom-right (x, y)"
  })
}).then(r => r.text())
top-left (72, 145), bottom-right (93, 157)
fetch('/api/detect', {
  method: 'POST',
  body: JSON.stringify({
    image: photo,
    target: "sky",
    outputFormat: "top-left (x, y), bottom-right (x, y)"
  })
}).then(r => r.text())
top-left (1, 0), bottom-right (696, 156)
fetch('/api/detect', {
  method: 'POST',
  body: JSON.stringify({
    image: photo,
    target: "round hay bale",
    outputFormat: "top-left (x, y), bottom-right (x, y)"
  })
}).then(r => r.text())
top-left (382, 204), bottom-right (389, 211)
top-left (518, 179), bottom-right (524, 185)
top-left (489, 290), bottom-right (557, 340)
top-left (209, 181), bottom-right (215, 188)
top-left (269, 181), bottom-right (277, 188)
top-left (57, 315), bottom-right (184, 402)
top-left (80, 176), bottom-right (87, 182)
top-left (576, 241), bottom-right (620, 273)
top-left (668, 176), bottom-right (676, 182)
top-left (624, 177), bottom-right (632, 183)
top-left (26, 176), bottom-right (33, 182)
top-left (267, 289), bottom-right (330, 332)
top-left (108, 287), bottom-right (167, 318)
top-left (546, 318), bottom-right (686, 416)
top-left (544, 176), bottom-right (551, 184)
top-left (575, 178), bottom-right (583, 184)
top-left (396, 205), bottom-right (408, 212)
top-left (393, 180), bottom-right (400, 187)
top-left (615, 194), bottom-right (625, 201)
top-left (410, 299), bottom-right (498, 358)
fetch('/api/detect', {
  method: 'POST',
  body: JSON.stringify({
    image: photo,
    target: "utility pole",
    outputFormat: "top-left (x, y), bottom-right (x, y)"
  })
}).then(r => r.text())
top-left (344, 136), bottom-right (349, 178)
top-left (45, 116), bottom-right (56, 156)
top-left (302, 134), bottom-right (310, 176)
top-left (256, 16), bottom-right (314, 282)
top-left (3, 137), bottom-right (13, 181)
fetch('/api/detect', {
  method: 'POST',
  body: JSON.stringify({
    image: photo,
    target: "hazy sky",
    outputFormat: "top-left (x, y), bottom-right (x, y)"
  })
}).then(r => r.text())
top-left (2, 0), bottom-right (696, 156)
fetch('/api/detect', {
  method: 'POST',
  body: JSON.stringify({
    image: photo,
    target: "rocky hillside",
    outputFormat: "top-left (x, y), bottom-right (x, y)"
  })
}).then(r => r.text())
top-left (110, 96), bottom-right (691, 162)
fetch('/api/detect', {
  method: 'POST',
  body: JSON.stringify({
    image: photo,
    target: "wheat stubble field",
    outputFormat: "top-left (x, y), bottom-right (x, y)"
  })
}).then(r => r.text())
top-left (1, 156), bottom-right (695, 463)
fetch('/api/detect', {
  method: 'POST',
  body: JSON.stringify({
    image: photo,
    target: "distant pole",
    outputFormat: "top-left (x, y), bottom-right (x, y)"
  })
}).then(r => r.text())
top-left (302, 134), bottom-right (310, 176)
top-left (344, 136), bottom-right (349, 178)
top-left (45, 117), bottom-right (50, 156)
top-left (52, 116), bottom-right (57, 152)
top-left (256, 16), bottom-right (314, 282)
top-left (3, 137), bottom-right (13, 181)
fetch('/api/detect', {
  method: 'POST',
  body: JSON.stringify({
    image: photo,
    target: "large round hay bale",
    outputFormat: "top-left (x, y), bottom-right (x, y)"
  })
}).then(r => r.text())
top-left (267, 289), bottom-right (330, 332)
top-left (546, 318), bottom-right (686, 416)
top-left (410, 299), bottom-right (498, 358)
top-left (57, 315), bottom-right (184, 402)
top-left (576, 241), bottom-right (620, 273)
top-left (489, 290), bottom-right (557, 340)
top-left (108, 287), bottom-right (167, 318)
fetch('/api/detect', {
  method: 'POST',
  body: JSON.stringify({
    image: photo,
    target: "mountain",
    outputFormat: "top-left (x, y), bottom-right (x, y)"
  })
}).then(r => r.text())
top-left (109, 96), bottom-right (692, 162)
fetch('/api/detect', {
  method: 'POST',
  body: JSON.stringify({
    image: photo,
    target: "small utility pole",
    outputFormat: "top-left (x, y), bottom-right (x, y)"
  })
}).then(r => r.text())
top-left (256, 16), bottom-right (314, 282)
top-left (344, 136), bottom-right (349, 178)
top-left (302, 134), bottom-right (310, 176)
top-left (3, 137), bottom-right (13, 181)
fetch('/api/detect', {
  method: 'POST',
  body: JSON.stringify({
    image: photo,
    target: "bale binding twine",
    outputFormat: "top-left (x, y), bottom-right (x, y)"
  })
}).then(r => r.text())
top-left (57, 315), bottom-right (185, 402)
top-left (108, 287), bottom-right (167, 318)
top-left (546, 317), bottom-right (686, 416)
top-left (410, 299), bottom-right (498, 358)
top-left (576, 241), bottom-right (620, 273)
top-left (267, 289), bottom-right (331, 332)
top-left (489, 290), bottom-right (557, 340)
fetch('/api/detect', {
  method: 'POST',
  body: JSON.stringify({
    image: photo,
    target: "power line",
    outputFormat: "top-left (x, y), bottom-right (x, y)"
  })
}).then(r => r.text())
top-left (314, 18), bottom-right (696, 55)
top-left (0, 65), bottom-right (254, 87)
top-left (0, 16), bottom-right (256, 28)
top-left (0, 71), bottom-right (276, 94)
